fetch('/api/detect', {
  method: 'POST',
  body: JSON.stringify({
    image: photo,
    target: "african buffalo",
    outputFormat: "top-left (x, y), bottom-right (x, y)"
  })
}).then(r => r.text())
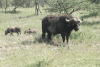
top-left (42, 15), bottom-right (83, 44)
top-left (5, 27), bottom-right (21, 35)
top-left (24, 28), bottom-right (36, 34)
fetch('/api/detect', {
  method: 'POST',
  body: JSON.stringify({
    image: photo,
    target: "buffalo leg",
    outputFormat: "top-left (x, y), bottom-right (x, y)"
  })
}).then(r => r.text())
top-left (42, 26), bottom-right (46, 39)
top-left (66, 36), bottom-right (69, 44)
top-left (42, 31), bottom-right (46, 39)
top-left (61, 33), bottom-right (67, 47)
top-left (61, 33), bottom-right (65, 42)
top-left (66, 32), bottom-right (71, 44)
top-left (47, 32), bottom-right (52, 40)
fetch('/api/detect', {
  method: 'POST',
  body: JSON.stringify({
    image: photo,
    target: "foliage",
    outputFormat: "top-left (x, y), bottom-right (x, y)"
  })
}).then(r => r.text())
top-left (11, 0), bottom-right (25, 6)
top-left (45, 0), bottom-right (100, 15)
top-left (88, 0), bottom-right (100, 4)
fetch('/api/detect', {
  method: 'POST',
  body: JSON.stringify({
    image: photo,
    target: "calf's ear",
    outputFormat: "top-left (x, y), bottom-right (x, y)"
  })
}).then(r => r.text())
top-left (5, 29), bottom-right (7, 32)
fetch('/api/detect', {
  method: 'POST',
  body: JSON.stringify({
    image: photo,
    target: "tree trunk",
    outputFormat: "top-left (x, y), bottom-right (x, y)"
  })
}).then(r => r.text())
top-left (35, 0), bottom-right (38, 15)
top-left (0, 1), bottom-right (2, 8)
top-left (34, 1), bottom-right (42, 15)
top-left (13, 6), bottom-right (18, 12)
top-left (12, 0), bottom-right (26, 12)
top-left (5, 0), bottom-right (7, 12)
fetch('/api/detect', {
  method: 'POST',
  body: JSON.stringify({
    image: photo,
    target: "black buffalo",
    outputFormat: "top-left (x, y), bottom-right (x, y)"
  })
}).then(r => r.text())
top-left (42, 15), bottom-right (83, 44)
top-left (5, 27), bottom-right (21, 35)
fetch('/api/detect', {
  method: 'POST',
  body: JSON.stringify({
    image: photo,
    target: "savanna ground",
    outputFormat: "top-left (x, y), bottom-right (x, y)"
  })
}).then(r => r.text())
top-left (0, 6), bottom-right (100, 67)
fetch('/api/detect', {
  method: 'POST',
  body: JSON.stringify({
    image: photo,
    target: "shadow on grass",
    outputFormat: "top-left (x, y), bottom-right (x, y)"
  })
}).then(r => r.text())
top-left (26, 58), bottom-right (54, 67)
top-left (21, 35), bottom-right (62, 46)
top-left (33, 36), bottom-right (62, 46)
top-left (4, 11), bottom-right (21, 14)
top-left (81, 11), bottom-right (99, 19)
top-left (18, 14), bottom-right (37, 19)
top-left (81, 21), bottom-right (100, 26)
top-left (88, 0), bottom-right (100, 4)
top-left (21, 40), bottom-right (34, 45)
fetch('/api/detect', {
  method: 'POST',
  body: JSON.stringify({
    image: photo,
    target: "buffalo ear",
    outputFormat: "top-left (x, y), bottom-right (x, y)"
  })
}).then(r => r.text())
top-left (66, 19), bottom-right (70, 23)
top-left (81, 18), bottom-right (83, 21)
top-left (28, 28), bottom-right (30, 30)
top-left (66, 19), bottom-right (75, 26)
top-left (66, 18), bottom-right (76, 23)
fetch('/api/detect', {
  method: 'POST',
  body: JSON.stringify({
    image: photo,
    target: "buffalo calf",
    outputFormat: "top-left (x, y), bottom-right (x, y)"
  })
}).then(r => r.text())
top-left (5, 27), bottom-right (21, 35)
top-left (24, 28), bottom-right (36, 34)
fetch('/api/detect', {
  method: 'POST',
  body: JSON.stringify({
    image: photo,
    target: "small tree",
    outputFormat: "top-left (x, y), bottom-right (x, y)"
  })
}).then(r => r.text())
top-left (21, 0), bottom-right (31, 8)
top-left (5, 0), bottom-right (8, 12)
top-left (34, 0), bottom-right (42, 15)
top-left (0, 0), bottom-right (9, 12)
top-left (11, 0), bottom-right (26, 12)
top-left (90, 0), bottom-right (100, 4)
top-left (45, 0), bottom-right (100, 15)
top-left (25, 0), bottom-right (31, 8)
top-left (0, 0), bottom-right (2, 8)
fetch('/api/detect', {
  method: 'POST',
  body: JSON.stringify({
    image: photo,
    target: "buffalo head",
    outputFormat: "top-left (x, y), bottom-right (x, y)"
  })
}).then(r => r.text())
top-left (66, 18), bottom-right (83, 31)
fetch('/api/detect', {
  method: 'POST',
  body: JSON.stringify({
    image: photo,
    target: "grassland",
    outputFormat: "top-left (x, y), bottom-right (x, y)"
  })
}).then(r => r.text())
top-left (0, 7), bottom-right (100, 67)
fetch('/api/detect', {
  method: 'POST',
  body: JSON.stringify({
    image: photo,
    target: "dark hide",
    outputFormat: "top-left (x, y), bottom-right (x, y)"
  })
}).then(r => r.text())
top-left (24, 28), bottom-right (36, 34)
top-left (42, 15), bottom-right (82, 44)
top-left (5, 27), bottom-right (21, 35)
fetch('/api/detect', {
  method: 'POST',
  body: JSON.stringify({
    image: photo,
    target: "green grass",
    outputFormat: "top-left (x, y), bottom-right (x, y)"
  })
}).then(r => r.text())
top-left (0, 7), bottom-right (100, 67)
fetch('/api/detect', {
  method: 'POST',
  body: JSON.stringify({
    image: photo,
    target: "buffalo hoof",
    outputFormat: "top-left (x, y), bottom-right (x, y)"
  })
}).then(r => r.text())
top-left (63, 42), bottom-right (68, 47)
top-left (62, 43), bottom-right (66, 47)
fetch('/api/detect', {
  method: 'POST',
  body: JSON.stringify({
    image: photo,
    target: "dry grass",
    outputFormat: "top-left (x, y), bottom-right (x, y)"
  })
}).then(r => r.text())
top-left (0, 7), bottom-right (100, 67)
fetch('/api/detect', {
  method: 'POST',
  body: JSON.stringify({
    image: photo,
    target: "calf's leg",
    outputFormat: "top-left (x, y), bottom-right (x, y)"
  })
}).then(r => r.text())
top-left (17, 32), bottom-right (19, 35)
top-left (18, 30), bottom-right (21, 35)
top-left (10, 32), bottom-right (13, 36)
top-left (19, 31), bottom-right (21, 35)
